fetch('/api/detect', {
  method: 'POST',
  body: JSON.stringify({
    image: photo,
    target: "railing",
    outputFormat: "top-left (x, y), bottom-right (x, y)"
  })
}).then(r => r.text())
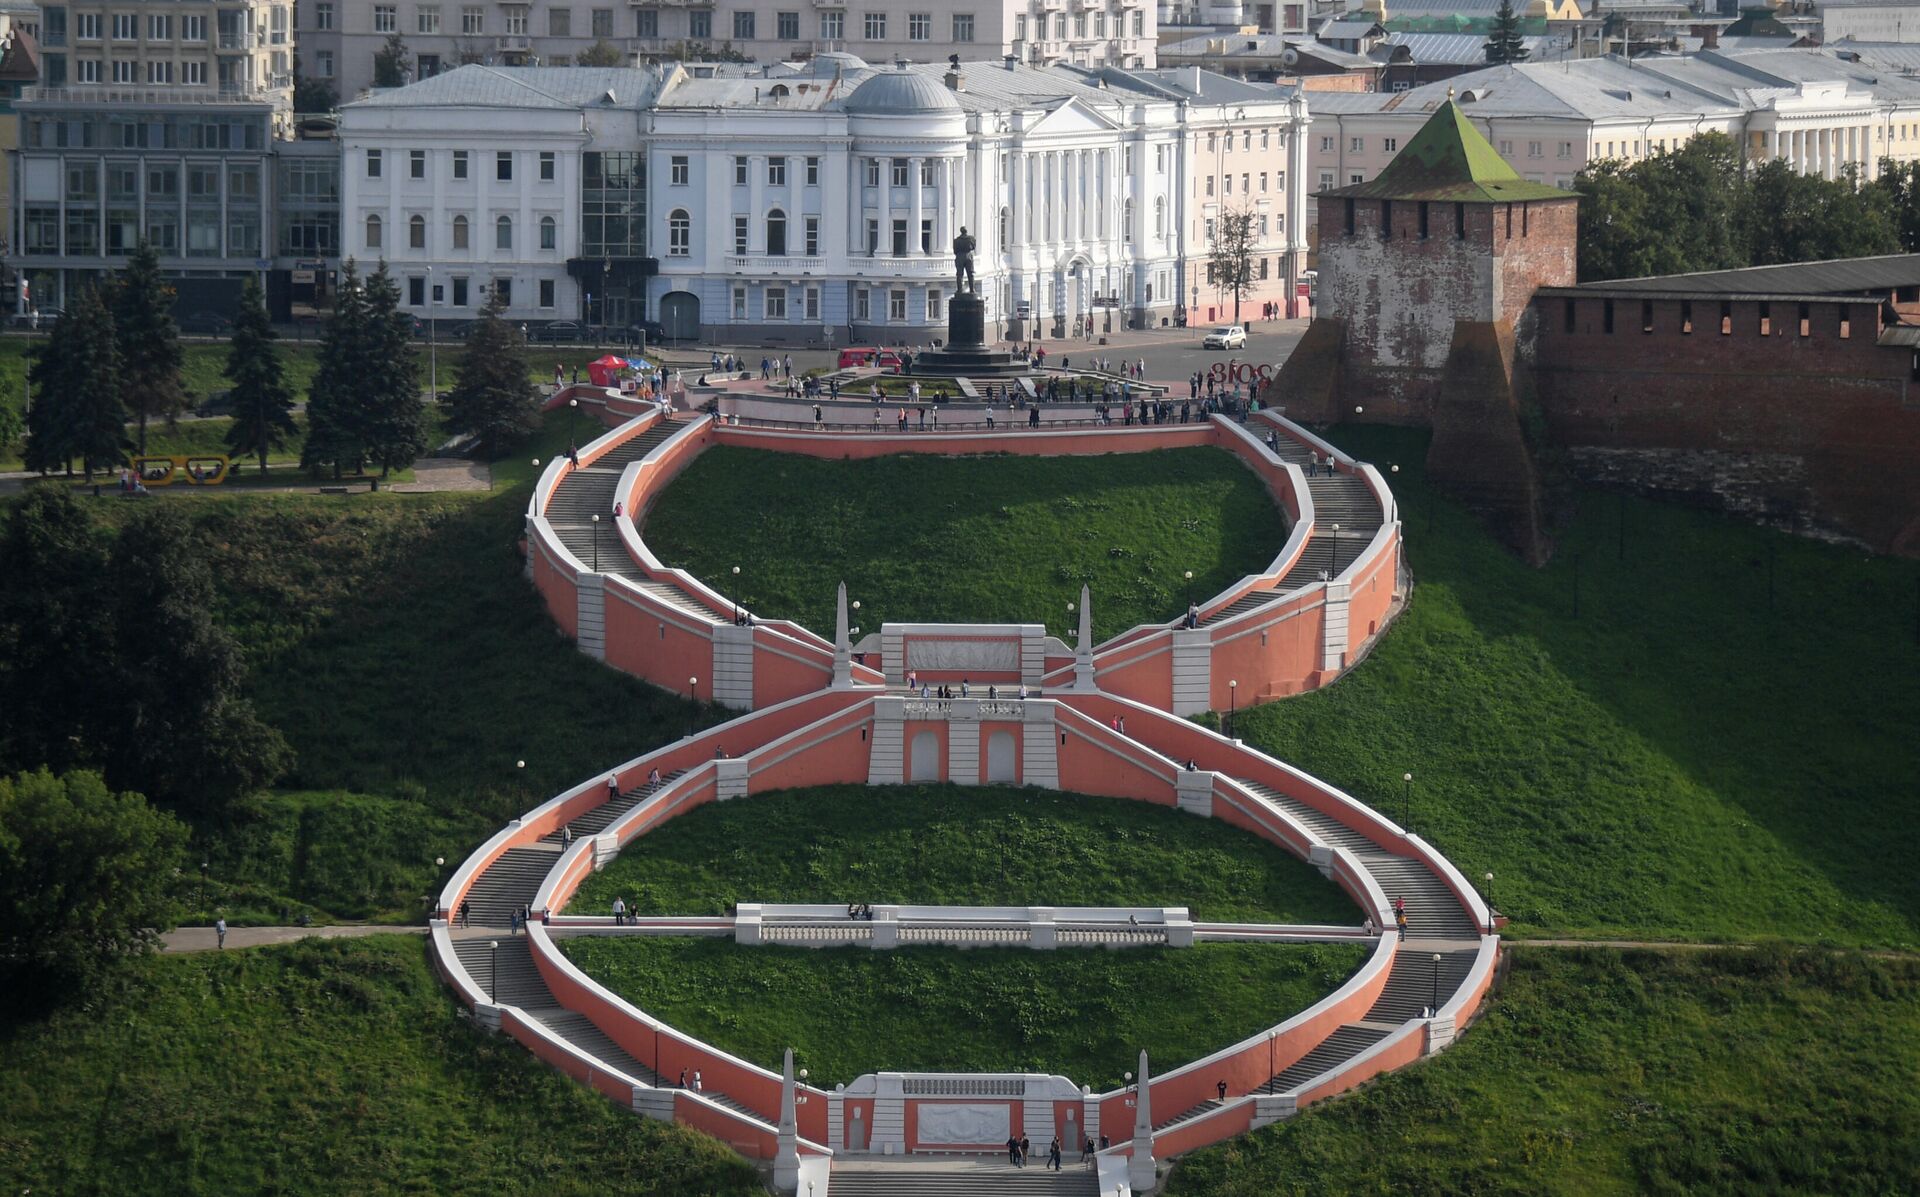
top-left (901, 697), bottom-right (1028, 717)
top-left (726, 255), bottom-right (826, 272)
top-left (21, 85), bottom-right (279, 106)
top-left (846, 255), bottom-right (954, 279)
top-left (902, 1077), bottom-right (1027, 1097)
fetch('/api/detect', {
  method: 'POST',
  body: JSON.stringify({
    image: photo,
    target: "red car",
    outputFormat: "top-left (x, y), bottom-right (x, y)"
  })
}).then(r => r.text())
top-left (837, 347), bottom-right (903, 371)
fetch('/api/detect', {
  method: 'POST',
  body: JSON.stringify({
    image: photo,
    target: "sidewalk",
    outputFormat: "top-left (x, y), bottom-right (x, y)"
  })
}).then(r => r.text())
top-left (162, 924), bottom-right (425, 953)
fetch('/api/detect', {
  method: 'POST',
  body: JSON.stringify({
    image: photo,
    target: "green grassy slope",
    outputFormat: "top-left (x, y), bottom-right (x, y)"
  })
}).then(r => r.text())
top-left (570, 783), bottom-right (1356, 925)
top-left (562, 938), bottom-right (1366, 1091)
top-left (642, 445), bottom-right (1286, 641)
top-left (1163, 946), bottom-right (1920, 1197)
top-left (1221, 426), bottom-right (1920, 949)
top-left (0, 936), bottom-right (759, 1197)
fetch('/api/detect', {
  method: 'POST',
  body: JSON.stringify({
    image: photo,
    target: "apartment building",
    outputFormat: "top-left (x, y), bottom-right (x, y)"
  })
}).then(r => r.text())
top-left (303, 0), bottom-right (1159, 105)
top-left (35, 0), bottom-right (293, 99)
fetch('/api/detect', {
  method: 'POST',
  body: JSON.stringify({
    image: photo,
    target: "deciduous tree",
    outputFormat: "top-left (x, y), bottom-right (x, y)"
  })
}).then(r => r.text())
top-left (1207, 207), bottom-right (1258, 326)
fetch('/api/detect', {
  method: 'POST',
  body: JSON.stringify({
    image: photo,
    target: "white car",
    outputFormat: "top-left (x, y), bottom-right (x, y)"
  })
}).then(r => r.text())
top-left (1203, 325), bottom-right (1247, 350)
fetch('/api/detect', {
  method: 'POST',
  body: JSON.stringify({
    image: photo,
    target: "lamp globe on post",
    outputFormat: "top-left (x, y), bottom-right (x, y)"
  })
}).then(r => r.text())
top-left (731, 565), bottom-right (742, 624)
top-left (1183, 569), bottom-right (1194, 607)
top-left (589, 513), bottom-right (601, 572)
top-left (1431, 951), bottom-right (1443, 1014)
top-left (1228, 678), bottom-right (1238, 739)
top-left (568, 396), bottom-right (580, 451)
top-left (489, 939), bottom-right (500, 1002)
top-left (1402, 772), bottom-right (1414, 834)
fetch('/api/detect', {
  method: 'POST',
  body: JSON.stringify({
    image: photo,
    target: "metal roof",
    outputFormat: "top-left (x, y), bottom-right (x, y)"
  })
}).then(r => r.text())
top-left (1570, 254), bottom-right (1920, 295)
top-left (1321, 98), bottom-right (1574, 201)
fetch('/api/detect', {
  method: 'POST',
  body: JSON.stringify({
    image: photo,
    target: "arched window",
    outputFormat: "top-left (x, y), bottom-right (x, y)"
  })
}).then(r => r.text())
top-left (668, 209), bottom-right (690, 256)
top-left (1154, 197), bottom-right (1165, 239)
top-left (539, 215), bottom-right (556, 251)
top-left (452, 214), bottom-right (469, 250)
top-left (495, 214), bottom-right (513, 250)
top-left (365, 213), bottom-right (382, 249)
top-left (999, 205), bottom-right (1010, 246)
top-left (1123, 199), bottom-right (1134, 245)
top-left (408, 213), bottom-right (426, 249)
top-left (766, 207), bottom-right (787, 256)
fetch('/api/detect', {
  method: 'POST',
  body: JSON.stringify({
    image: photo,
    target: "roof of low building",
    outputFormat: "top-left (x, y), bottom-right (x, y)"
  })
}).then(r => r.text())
top-left (844, 66), bottom-right (964, 115)
top-left (1570, 253), bottom-right (1920, 295)
top-left (347, 65), bottom-right (664, 109)
top-left (1321, 98), bottom-right (1576, 200)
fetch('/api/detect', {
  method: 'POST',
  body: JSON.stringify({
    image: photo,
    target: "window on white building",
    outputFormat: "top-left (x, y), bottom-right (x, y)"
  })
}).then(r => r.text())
top-left (453, 151), bottom-right (468, 179)
top-left (668, 210), bottom-right (690, 255)
top-left (732, 286), bottom-right (747, 320)
top-left (733, 215), bottom-right (748, 254)
top-left (366, 213), bottom-right (383, 248)
top-left (805, 157), bottom-right (819, 185)
top-left (539, 215), bottom-right (556, 250)
top-left (496, 214), bottom-right (513, 250)
top-left (671, 156), bottom-right (688, 185)
top-left (928, 288), bottom-right (942, 320)
top-left (1320, 136), bottom-right (1333, 152)
top-left (145, 61), bottom-right (171, 84)
top-left (410, 150), bottom-right (426, 179)
top-left (315, 2), bottom-right (334, 30)
top-left (804, 215), bottom-right (819, 255)
top-left (367, 149), bottom-right (383, 178)
top-left (855, 289), bottom-right (871, 321)
top-left (888, 289), bottom-right (907, 321)
top-left (539, 152), bottom-right (555, 181)
top-left (864, 12), bottom-right (886, 39)
top-left (734, 157), bottom-right (748, 185)
top-left (1350, 136), bottom-right (1364, 152)
top-left (732, 11), bottom-right (753, 38)
top-left (909, 12), bottom-right (931, 40)
top-left (540, 279), bottom-right (556, 308)
top-left (768, 157), bottom-right (786, 186)
top-left (804, 286), bottom-right (820, 319)
top-left (890, 158), bottom-right (908, 186)
top-left (462, 6), bottom-right (483, 33)
top-left (496, 152), bottom-right (513, 181)
top-left (767, 209), bottom-right (787, 255)
top-left (954, 13), bottom-right (974, 41)
top-left (374, 5), bottom-right (397, 33)
top-left (766, 286), bottom-right (787, 319)
top-left (452, 214), bottom-right (469, 248)
top-left (821, 11), bottom-right (843, 38)
top-left (776, 11), bottom-right (798, 39)
top-left (864, 159), bottom-right (880, 187)
top-left (148, 14), bottom-right (171, 39)
top-left (111, 12), bottom-right (135, 39)
top-left (418, 6), bottom-right (440, 33)
top-left (316, 50), bottom-right (335, 77)
top-left (409, 214), bottom-right (426, 248)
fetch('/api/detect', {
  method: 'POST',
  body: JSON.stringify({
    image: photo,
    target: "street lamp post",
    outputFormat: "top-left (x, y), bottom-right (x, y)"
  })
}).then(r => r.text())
top-left (1228, 679), bottom-right (1237, 739)
top-left (568, 397), bottom-right (580, 452)
top-left (1330, 522), bottom-right (1341, 576)
top-left (489, 939), bottom-right (500, 1001)
top-left (1430, 952), bottom-right (1442, 1015)
top-left (1484, 871), bottom-right (1495, 920)
top-left (688, 676), bottom-right (699, 739)
top-left (529, 460), bottom-right (541, 515)
top-left (1067, 600), bottom-right (1076, 642)
top-left (1402, 772), bottom-right (1413, 834)
top-left (590, 513), bottom-right (601, 572)
top-left (1183, 569), bottom-right (1194, 608)
top-left (730, 565), bottom-right (741, 625)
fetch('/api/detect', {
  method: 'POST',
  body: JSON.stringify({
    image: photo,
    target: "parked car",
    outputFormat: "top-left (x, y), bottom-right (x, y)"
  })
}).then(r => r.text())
top-left (1202, 325), bottom-right (1247, 350)
top-left (178, 311), bottom-right (233, 335)
top-left (533, 320), bottom-right (584, 343)
top-left (836, 347), bottom-right (904, 371)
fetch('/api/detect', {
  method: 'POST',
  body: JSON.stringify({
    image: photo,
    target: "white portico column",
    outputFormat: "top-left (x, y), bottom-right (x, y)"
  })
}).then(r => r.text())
top-left (748, 154), bottom-right (766, 253)
top-left (878, 156), bottom-right (893, 254)
top-left (934, 157), bottom-right (951, 255)
top-left (910, 156), bottom-right (926, 253)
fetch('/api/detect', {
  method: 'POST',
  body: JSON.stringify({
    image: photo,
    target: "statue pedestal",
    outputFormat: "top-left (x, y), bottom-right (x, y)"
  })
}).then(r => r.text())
top-left (916, 289), bottom-right (1030, 379)
top-left (949, 292), bottom-right (987, 349)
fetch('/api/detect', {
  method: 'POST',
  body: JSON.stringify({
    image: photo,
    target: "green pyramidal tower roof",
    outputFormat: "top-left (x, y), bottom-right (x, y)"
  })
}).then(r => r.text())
top-left (1322, 99), bottom-right (1574, 203)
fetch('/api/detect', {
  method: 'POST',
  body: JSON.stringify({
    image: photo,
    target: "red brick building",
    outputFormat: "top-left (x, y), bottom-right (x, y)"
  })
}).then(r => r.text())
top-left (1276, 100), bottom-right (1920, 558)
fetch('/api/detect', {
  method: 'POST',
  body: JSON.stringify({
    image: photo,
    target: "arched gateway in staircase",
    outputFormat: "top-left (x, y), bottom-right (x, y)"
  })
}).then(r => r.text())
top-left (438, 387), bottom-right (1500, 1194)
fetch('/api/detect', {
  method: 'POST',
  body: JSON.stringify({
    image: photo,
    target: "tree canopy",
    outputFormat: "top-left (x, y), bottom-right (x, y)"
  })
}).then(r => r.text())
top-left (1484, 0), bottom-right (1530, 64)
top-left (1208, 208), bottom-right (1259, 326)
top-left (25, 288), bottom-right (128, 479)
top-left (113, 240), bottom-right (188, 455)
top-left (1574, 135), bottom-right (1904, 281)
top-left (0, 768), bottom-right (186, 994)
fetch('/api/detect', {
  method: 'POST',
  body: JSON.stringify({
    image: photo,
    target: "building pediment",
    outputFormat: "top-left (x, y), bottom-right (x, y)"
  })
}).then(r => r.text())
top-left (1021, 97), bottom-right (1123, 139)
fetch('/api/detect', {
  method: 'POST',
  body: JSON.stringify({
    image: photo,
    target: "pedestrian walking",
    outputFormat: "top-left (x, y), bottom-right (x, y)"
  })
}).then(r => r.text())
top-left (1049, 1138), bottom-right (1062, 1170)
top-left (613, 896), bottom-right (627, 926)
top-left (1007, 1135), bottom-right (1021, 1165)
top-left (1084, 1137), bottom-right (1096, 1167)
top-left (692, 1070), bottom-right (704, 1091)
top-left (1217, 1079), bottom-right (1228, 1102)
top-left (561, 823), bottom-right (574, 849)
top-left (215, 917), bottom-right (227, 949)
top-left (679, 1068), bottom-right (689, 1088)
top-left (459, 899), bottom-right (472, 929)
top-left (814, 404), bottom-right (823, 427)
top-left (1020, 1137), bottom-right (1031, 1167)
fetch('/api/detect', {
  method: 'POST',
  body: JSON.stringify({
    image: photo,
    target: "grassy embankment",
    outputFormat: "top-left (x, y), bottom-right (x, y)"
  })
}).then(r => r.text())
top-left (643, 444), bottom-right (1287, 642)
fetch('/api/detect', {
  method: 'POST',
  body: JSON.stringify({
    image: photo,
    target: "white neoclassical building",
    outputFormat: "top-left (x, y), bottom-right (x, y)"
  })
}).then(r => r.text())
top-left (337, 56), bottom-right (1312, 343)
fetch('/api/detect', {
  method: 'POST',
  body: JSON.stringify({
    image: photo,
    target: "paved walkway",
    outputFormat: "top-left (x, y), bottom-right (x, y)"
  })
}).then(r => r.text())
top-left (0, 458), bottom-right (492, 496)
top-left (161, 924), bottom-right (425, 953)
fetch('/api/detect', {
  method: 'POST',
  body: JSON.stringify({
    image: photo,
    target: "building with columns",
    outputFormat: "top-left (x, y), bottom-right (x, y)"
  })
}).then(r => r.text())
top-left (336, 56), bottom-right (1311, 341)
top-left (302, 0), bottom-right (1159, 106)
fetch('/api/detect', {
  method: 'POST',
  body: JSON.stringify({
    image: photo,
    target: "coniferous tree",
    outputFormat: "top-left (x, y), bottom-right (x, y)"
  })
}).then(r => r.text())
top-left (359, 262), bottom-right (427, 476)
top-left (113, 240), bottom-right (187, 455)
top-left (25, 288), bottom-right (128, 480)
top-left (1484, 0), bottom-right (1530, 64)
top-left (303, 259), bottom-right (368, 478)
top-left (101, 507), bottom-right (290, 817)
top-left (223, 276), bottom-right (298, 474)
top-left (443, 288), bottom-right (538, 454)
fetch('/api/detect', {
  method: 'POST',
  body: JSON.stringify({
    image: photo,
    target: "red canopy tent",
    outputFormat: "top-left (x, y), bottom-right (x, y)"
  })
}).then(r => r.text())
top-left (586, 354), bottom-right (628, 388)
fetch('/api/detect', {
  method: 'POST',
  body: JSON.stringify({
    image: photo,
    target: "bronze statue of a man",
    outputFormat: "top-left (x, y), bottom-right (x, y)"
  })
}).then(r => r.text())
top-left (953, 227), bottom-right (977, 293)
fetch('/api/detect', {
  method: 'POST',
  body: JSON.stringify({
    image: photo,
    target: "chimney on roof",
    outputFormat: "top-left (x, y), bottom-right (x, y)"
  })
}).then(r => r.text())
top-left (1004, 53), bottom-right (1018, 71)
top-left (946, 53), bottom-right (964, 90)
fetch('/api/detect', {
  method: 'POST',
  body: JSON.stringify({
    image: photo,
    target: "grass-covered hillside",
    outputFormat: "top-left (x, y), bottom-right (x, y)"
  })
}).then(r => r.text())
top-left (562, 937), bottom-right (1366, 1091)
top-left (1164, 946), bottom-right (1920, 1196)
top-left (1219, 426), bottom-right (1920, 950)
top-left (643, 445), bottom-right (1286, 641)
top-left (568, 783), bottom-right (1356, 925)
top-left (0, 935), bottom-right (760, 1197)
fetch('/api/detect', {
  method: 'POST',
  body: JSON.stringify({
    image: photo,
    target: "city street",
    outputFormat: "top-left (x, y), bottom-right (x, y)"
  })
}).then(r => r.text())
top-left (650, 318), bottom-right (1311, 389)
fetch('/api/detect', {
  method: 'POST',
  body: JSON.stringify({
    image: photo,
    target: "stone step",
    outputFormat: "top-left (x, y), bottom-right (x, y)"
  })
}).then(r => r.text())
top-left (1260, 1022), bottom-right (1392, 1093)
top-left (539, 771), bottom-right (688, 845)
top-left (451, 936), bottom-right (555, 1007)
top-left (1363, 946), bottom-right (1481, 1023)
top-left (827, 1163), bottom-right (1100, 1197)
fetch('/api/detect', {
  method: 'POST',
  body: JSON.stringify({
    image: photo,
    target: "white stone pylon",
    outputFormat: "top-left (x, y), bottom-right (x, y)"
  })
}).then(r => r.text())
top-left (775, 1046), bottom-right (799, 1190)
top-left (1074, 584), bottom-right (1096, 690)
top-left (1129, 1048), bottom-right (1157, 1192)
top-left (832, 581), bottom-right (852, 688)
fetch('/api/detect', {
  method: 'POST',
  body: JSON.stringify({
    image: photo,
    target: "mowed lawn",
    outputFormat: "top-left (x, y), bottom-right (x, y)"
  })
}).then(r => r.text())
top-left (568, 783), bottom-right (1359, 925)
top-left (1163, 946), bottom-right (1920, 1197)
top-left (1221, 426), bottom-right (1920, 949)
top-left (641, 445), bottom-right (1287, 642)
top-left (0, 936), bottom-right (759, 1197)
top-left (562, 937), bottom-right (1367, 1091)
